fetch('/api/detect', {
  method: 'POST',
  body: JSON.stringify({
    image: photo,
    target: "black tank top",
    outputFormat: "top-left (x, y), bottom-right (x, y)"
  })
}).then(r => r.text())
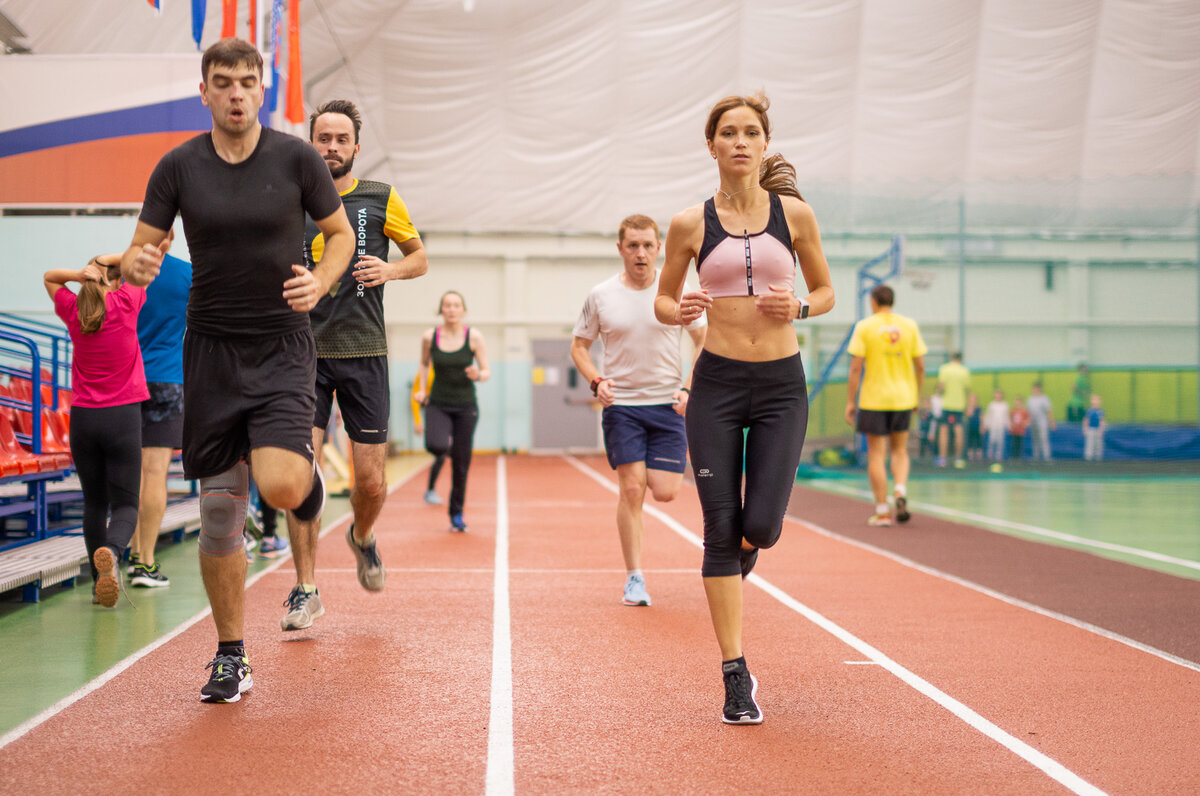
top-left (429, 327), bottom-right (476, 406)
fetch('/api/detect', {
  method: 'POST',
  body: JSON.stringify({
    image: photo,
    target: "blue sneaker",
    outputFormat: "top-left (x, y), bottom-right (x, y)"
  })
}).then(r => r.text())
top-left (258, 536), bottom-right (290, 559)
top-left (622, 573), bottom-right (651, 606)
top-left (450, 514), bottom-right (467, 533)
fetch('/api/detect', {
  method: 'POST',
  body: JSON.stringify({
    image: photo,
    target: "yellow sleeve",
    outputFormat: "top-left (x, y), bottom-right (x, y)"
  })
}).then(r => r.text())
top-left (911, 319), bottom-right (929, 358)
top-left (385, 187), bottom-right (419, 244)
top-left (847, 320), bottom-right (867, 358)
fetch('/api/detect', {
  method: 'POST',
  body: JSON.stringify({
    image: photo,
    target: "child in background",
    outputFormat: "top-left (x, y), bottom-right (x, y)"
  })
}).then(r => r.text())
top-left (965, 392), bottom-right (983, 462)
top-left (983, 389), bottom-right (1010, 461)
top-left (1008, 396), bottom-right (1030, 461)
top-left (1083, 394), bottom-right (1106, 461)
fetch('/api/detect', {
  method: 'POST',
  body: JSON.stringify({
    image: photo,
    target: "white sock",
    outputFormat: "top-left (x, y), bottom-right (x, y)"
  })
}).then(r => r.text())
top-left (895, 484), bottom-right (907, 498)
top-left (628, 569), bottom-right (643, 580)
top-left (876, 503), bottom-right (889, 516)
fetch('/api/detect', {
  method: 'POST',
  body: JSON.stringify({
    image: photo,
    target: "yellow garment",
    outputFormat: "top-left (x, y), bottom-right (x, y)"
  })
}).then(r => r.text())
top-left (938, 361), bottom-right (971, 411)
top-left (847, 311), bottom-right (928, 411)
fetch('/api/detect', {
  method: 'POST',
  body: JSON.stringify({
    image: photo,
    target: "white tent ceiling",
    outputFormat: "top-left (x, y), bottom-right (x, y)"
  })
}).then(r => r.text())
top-left (2, 0), bottom-right (1199, 232)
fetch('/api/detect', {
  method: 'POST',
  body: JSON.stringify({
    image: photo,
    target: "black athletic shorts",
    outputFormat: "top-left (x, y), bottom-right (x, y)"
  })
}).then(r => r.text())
top-left (856, 408), bottom-right (913, 436)
top-left (313, 355), bottom-right (390, 445)
top-left (141, 382), bottom-right (184, 449)
top-left (181, 328), bottom-right (316, 480)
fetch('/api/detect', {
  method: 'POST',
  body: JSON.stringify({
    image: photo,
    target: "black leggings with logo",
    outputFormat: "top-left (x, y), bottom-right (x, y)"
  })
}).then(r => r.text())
top-left (69, 403), bottom-right (142, 579)
top-left (685, 351), bottom-right (808, 577)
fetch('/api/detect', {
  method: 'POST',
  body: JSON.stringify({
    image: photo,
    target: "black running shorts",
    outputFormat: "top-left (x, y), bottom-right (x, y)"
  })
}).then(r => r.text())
top-left (181, 328), bottom-right (317, 480)
top-left (312, 355), bottom-right (390, 445)
top-left (141, 382), bottom-right (184, 449)
top-left (856, 408), bottom-right (913, 436)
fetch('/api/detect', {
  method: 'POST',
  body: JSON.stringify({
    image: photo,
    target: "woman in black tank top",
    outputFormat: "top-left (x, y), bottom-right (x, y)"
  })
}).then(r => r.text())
top-left (414, 291), bottom-right (490, 531)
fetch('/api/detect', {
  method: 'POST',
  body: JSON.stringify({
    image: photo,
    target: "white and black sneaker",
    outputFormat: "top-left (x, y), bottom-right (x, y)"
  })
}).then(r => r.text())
top-left (201, 650), bottom-right (253, 703)
top-left (130, 562), bottom-right (170, 588)
top-left (280, 585), bottom-right (324, 631)
top-left (721, 661), bottom-right (763, 725)
top-left (346, 525), bottom-right (386, 592)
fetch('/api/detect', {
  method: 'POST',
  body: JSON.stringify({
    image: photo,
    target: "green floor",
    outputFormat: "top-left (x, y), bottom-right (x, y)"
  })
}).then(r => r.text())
top-left (807, 473), bottom-right (1200, 581)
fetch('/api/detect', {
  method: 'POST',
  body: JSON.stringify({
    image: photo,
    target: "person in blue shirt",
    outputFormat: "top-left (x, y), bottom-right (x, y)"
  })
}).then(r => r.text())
top-left (128, 230), bottom-right (190, 588)
top-left (1083, 394), bottom-right (1106, 461)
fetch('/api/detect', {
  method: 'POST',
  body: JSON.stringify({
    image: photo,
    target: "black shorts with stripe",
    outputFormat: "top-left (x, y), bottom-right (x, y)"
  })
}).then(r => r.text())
top-left (181, 328), bottom-right (316, 480)
top-left (313, 355), bottom-right (390, 445)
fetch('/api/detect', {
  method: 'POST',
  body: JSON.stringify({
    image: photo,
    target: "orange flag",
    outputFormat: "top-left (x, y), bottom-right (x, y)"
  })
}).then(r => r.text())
top-left (248, 0), bottom-right (257, 46)
top-left (285, 0), bottom-right (304, 123)
top-left (222, 0), bottom-right (237, 38)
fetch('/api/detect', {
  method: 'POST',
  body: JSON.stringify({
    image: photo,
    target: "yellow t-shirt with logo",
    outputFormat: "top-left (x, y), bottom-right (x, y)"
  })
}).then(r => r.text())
top-left (847, 311), bottom-right (928, 411)
top-left (937, 361), bottom-right (971, 411)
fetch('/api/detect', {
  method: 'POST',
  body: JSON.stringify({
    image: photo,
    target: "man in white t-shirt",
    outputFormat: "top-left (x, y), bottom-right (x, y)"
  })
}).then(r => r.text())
top-left (571, 214), bottom-right (707, 607)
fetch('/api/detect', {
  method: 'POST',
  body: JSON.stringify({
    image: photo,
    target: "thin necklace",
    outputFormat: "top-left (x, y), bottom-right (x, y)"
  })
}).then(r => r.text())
top-left (717, 184), bottom-right (758, 201)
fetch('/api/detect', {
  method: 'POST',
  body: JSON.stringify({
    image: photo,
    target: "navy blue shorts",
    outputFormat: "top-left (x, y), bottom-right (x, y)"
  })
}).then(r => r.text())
top-left (601, 404), bottom-right (687, 473)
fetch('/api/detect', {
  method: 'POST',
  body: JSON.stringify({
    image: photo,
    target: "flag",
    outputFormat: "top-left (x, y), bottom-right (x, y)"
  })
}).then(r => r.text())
top-left (146, 0), bottom-right (161, 13)
top-left (191, 0), bottom-right (205, 50)
top-left (285, 0), bottom-right (304, 124)
top-left (268, 0), bottom-right (283, 114)
top-left (248, 0), bottom-right (257, 47)
top-left (222, 0), bottom-right (237, 39)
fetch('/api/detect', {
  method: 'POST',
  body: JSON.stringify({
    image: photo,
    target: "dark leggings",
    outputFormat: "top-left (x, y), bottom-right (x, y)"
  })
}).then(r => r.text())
top-left (685, 351), bottom-right (808, 578)
top-left (425, 403), bottom-right (479, 517)
top-left (69, 403), bottom-right (142, 579)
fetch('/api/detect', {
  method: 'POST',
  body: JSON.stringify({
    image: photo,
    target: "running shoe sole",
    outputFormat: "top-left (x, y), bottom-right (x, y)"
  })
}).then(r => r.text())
top-left (93, 547), bottom-right (119, 607)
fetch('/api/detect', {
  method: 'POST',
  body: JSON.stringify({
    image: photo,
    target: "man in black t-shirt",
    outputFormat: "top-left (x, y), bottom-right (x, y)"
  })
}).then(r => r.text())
top-left (280, 99), bottom-right (428, 627)
top-left (121, 39), bottom-right (354, 704)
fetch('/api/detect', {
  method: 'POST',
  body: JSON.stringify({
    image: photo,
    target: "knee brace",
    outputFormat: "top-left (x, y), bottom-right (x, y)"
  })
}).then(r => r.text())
top-left (198, 462), bottom-right (249, 556)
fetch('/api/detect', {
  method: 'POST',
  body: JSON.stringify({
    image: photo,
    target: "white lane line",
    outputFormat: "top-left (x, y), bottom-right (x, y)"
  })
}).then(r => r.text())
top-left (0, 466), bottom-right (422, 751)
top-left (814, 482), bottom-right (1200, 572)
top-left (298, 567), bottom-right (699, 575)
top-left (485, 455), bottom-right (515, 796)
top-left (797, 519), bottom-right (1200, 674)
top-left (566, 456), bottom-right (1106, 796)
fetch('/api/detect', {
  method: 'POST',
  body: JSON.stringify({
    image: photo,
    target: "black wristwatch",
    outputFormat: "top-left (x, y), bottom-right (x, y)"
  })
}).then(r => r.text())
top-left (797, 299), bottom-right (810, 320)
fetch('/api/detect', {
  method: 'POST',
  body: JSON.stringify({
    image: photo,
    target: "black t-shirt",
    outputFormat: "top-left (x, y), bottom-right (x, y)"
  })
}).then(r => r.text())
top-left (139, 128), bottom-right (345, 338)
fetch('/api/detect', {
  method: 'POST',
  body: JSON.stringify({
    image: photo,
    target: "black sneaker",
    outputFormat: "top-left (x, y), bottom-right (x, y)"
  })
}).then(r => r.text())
top-left (895, 495), bottom-right (911, 523)
top-left (200, 651), bottom-right (253, 703)
top-left (292, 465), bottom-right (326, 522)
top-left (739, 547), bottom-right (759, 580)
top-left (721, 663), bottom-right (763, 725)
top-left (130, 562), bottom-right (170, 588)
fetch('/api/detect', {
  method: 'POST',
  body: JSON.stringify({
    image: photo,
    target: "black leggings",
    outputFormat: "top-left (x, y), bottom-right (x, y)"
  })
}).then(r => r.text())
top-left (69, 403), bottom-right (142, 579)
top-left (425, 403), bottom-right (479, 516)
top-left (685, 351), bottom-right (808, 577)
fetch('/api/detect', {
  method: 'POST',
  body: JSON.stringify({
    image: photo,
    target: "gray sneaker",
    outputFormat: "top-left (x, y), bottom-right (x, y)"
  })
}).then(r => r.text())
top-left (346, 525), bottom-right (386, 592)
top-left (280, 585), bottom-right (324, 631)
top-left (622, 573), bottom-right (651, 606)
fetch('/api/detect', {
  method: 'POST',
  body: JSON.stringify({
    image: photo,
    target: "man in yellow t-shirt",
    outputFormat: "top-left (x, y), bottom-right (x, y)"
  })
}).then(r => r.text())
top-left (936, 352), bottom-right (971, 466)
top-left (845, 285), bottom-right (927, 526)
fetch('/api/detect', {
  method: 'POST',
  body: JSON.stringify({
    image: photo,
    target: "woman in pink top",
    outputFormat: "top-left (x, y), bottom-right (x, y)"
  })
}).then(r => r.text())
top-left (655, 93), bottom-right (835, 725)
top-left (45, 257), bottom-right (148, 607)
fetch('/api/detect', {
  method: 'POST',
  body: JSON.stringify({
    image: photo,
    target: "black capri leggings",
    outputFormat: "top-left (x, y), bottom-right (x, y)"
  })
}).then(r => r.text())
top-left (68, 403), bottom-right (142, 579)
top-left (685, 350), bottom-right (808, 578)
top-left (425, 402), bottom-right (479, 517)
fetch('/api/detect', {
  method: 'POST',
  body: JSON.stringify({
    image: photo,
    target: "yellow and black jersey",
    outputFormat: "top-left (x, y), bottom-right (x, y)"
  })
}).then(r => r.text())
top-left (304, 178), bottom-right (419, 358)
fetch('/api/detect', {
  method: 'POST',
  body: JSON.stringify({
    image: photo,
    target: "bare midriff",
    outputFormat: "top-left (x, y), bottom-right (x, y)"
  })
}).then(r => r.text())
top-left (701, 296), bottom-right (799, 362)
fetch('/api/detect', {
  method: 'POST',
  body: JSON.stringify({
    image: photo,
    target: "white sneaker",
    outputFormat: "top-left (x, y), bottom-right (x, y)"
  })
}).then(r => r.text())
top-left (280, 585), bottom-right (324, 630)
top-left (622, 573), bottom-right (651, 606)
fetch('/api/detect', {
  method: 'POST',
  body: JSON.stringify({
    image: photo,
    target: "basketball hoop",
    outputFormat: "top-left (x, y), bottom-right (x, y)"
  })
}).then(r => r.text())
top-left (904, 269), bottom-right (935, 290)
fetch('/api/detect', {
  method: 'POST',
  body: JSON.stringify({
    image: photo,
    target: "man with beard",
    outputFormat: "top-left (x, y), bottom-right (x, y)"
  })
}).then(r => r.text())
top-left (122, 39), bottom-right (354, 702)
top-left (279, 99), bottom-right (429, 631)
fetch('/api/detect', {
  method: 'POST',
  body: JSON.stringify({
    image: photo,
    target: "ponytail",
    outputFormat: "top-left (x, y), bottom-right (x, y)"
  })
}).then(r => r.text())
top-left (77, 282), bottom-right (107, 334)
top-left (760, 153), bottom-right (803, 201)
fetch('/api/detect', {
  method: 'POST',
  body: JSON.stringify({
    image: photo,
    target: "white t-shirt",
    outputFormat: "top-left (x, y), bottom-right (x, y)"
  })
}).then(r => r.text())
top-left (572, 271), bottom-right (706, 406)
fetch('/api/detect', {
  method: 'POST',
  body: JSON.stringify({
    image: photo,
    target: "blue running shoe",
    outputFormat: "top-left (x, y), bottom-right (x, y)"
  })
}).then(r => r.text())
top-left (258, 536), bottom-right (290, 559)
top-left (450, 514), bottom-right (467, 533)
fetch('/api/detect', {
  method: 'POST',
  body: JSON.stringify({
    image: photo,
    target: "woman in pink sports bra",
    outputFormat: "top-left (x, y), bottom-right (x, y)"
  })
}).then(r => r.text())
top-left (655, 93), bottom-right (835, 726)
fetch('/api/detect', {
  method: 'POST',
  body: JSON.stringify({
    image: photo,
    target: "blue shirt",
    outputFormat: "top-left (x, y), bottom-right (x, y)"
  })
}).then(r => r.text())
top-left (1085, 407), bottom-right (1105, 429)
top-left (137, 253), bottom-right (191, 384)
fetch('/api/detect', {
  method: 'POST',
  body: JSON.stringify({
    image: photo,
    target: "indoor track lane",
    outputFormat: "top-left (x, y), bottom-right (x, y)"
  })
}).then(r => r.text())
top-left (3, 454), bottom-right (1198, 794)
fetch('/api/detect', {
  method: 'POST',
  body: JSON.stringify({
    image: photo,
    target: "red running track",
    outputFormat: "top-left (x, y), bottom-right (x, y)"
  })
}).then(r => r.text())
top-left (1, 454), bottom-right (1198, 794)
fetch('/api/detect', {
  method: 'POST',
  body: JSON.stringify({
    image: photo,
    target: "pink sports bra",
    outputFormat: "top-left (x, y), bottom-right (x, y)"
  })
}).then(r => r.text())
top-left (696, 192), bottom-right (796, 298)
